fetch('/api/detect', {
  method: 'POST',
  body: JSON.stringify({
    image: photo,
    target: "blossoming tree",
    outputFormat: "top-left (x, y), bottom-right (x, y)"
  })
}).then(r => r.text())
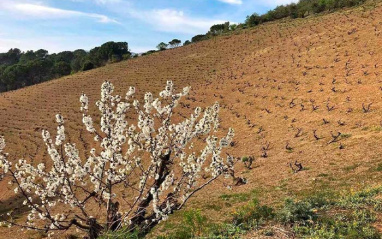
top-left (0, 81), bottom-right (238, 238)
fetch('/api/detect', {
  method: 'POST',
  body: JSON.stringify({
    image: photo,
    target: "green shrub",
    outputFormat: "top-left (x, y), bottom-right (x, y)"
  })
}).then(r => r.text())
top-left (157, 209), bottom-right (209, 239)
top-left (306, 191), bottom-right (336, 209)
top-left (206, 223), bottom-right (244, 239)
top-left (183, 209), bottom-right (208, 237)
top-left (290, 187), bottom-right (382, 238)
top-left (295, 210), bottom-right (380, 239)
top-left (99, 228), bottom-right (141, 239)
top-left (278, 198), bottom-right (316, 225)
top-left (232, 199), bottom-right (274, 230)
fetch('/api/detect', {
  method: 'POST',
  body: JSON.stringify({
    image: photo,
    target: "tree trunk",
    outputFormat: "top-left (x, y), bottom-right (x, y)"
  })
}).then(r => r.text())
top-left (107, 201), bottom-right (121, 231)
top-left (86, 218), bottom-right (103, 239)
top-left (128, 153), bottom-right (171, 234)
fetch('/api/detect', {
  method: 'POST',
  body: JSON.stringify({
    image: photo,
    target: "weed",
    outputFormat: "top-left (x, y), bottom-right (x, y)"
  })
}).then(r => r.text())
top-left (278, 198), bottom-right (317, 225)
top-left (232, 199), bottom-right (275, 230)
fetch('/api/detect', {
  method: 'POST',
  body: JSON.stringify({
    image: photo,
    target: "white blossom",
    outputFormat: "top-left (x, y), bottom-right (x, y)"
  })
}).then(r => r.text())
top-left (0, 80), bottom-right (238, 235)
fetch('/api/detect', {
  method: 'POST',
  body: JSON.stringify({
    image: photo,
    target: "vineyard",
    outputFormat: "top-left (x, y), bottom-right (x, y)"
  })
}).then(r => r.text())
top-left (2, 3), bottom-right (382, 238)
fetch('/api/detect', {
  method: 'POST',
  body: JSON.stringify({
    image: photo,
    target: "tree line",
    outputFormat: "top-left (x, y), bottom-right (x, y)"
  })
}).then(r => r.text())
top-left (0, 41), bottom-right (131, 92)
top-left (150, 0), bottom-right (368, 53)
top-left (244, 0), bottom-right (367, 28)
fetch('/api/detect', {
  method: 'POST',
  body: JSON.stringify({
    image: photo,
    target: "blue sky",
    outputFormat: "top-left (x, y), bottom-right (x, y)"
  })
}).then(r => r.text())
top-left (0, 0), bottom-right (295, 53)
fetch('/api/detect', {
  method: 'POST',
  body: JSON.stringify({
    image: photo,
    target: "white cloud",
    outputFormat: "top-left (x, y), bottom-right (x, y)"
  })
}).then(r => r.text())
top-left (0, 36), bottom-right (71, 53)
top-left (132, 46), bottom-right (155, 53)
top-left (95, 0), bottom-right (121, 4)
top-left (0, 35), bottom-right (154, 54)
top-left (0, 38), bottom-right (22, 52)
top-left (256, 0), bottom-right (298, 7)
top-left (69, 0), bottom-right (122, 5)
top-left (0, 35), bottom-right (118, 53)
top-left (0, 1), bottom-right (120, 24)
top-left (218, 0), bottom-right (243, 5)
top-left (129, 9), bottom-right (226, 35)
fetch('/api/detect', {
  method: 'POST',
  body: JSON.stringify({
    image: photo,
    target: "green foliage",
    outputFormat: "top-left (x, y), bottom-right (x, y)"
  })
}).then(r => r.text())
top-left (0, 41), bottom-right (130, 93)
top-left (305, 191), bottom-right (336, 209)
top-left (182, 209), bottom-right (208, 237)
top-left (183, 40), bottom-right (191, 46)
top-left (278, 198), bottom-right (317, 225)
top-left (375, 163), bottom-right (382, 172)
top-left (182, 0), bottom-right (369, 49)
top-left (191, 34), bottom-right (207, 43)
top-left (0, 48), bottom-right (21, 65)
top-left (156, 42), bottom-right (168, 51)
top-left (82, 61), bottom-right (95, 71)
top-left (205, 223), bottom-right (245, 239)
top-left (156, 209), bottom-right (210, 239)
top-left (341, 133), bottom-right (352, 138)
top-left (99, 228), bottom-right (142, 239)
top-left (208, 22), bottom-right (230, 36)
top-left (71, 49), bottom-right (87, 73)
top-left (241, 156), bottom-right (249, 162)
top-left (284, 188), bottom-right (382, 238)
top-left (295, 207), bottom-right (380, 238)
top-left (19, 50), bottom-right (38, 64)
top-left (244, 0), bottom-right (367, 27)
top-left (88, 41), bottom-right (130, 66)
top-left (53, 61), bottom-right (71, 77)
top-left (54, 51), bottom-right (75, 63)
top-left (141, 50), bottom-right (157, 56)
top-left (100, 188), bottom-right (382, 239)
top-left (232, 199), bottom-right (274, 230)
top-left (168, 39), bottom-right (182, 48)
top-left (245, 13), bottom-right (262, 27)
top-left (229, 24), bottom-right (237, 31)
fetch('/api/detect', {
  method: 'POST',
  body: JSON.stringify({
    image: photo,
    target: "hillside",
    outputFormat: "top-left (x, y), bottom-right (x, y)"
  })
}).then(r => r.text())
top-left (2, 3), bottom-right (382, 238)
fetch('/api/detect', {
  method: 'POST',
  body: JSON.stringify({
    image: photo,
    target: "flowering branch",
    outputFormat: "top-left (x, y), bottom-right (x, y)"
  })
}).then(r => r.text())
top-left (0, 80), bottom-right (240, 238)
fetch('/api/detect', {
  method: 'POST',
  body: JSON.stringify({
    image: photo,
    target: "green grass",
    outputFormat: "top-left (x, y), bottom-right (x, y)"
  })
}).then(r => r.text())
top-left (343, 163), bottom-right (360, 172)
top-left (376, 163), bottom-right (382, 172)
top-left (99, 187), bottom-right (382, 239)
top-left (219, 189), bottom-right (258, 203)
top-left (341, 133), bottom-right (352, 139)
top-left (203, 203), bottom-right (223, 211)
top-left (362, 125), bottom-right (382, 132)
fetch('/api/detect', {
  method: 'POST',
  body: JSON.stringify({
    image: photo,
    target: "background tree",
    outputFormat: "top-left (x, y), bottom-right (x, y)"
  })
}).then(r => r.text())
top-left (169, 39), bottom-right (182, 48)
top-left (25, 58), bottom-right (54, 85)
top-left (18, 50), bottom-right (37, 64)
top-left (71, 49), bottom-right (87, 73)
top-left (157, 42), bottom-right (168, 51)
top-left (183, 40), bottom-right (191, 46)
top-left (245, 13), bottom-right (262, 27)
top-left (87, 42), bottom-right (130, 67)
top-left (35, 49), bottom-right (49, 59)
top-left (0, 41), bottom-right (131, 93)
top-left (0, 48), bottom-right (21, 65)
top-left (52, 61), bottom-right (72, 78)
top-left (82, 60), bottom-right (95, 71)
top-left (229, 24), bottom-right (238, 31)
top-left (191, 34), bottom-right (207, 43)
top-left (209, 22), bottom-right (230, 36)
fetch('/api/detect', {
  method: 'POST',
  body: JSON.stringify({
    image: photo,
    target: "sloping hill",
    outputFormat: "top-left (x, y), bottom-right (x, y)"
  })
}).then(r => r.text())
top-left (2, 3), bottom-right (382, 238)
